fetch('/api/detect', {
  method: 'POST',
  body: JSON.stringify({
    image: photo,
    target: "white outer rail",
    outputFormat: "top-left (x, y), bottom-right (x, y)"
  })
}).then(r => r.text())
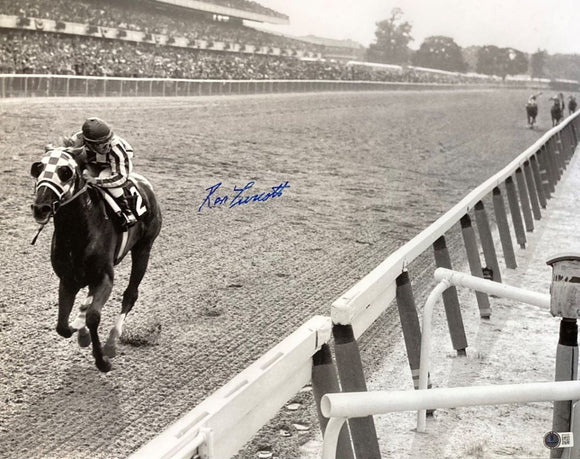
top-left (417, 268), bottom-right (551, 431)
top-left (320, 381), bottom-right (580, 459)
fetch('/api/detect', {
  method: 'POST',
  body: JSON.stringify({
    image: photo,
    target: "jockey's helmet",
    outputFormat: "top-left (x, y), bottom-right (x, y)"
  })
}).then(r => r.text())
top-left (82, 117), bottom-right (113, 145)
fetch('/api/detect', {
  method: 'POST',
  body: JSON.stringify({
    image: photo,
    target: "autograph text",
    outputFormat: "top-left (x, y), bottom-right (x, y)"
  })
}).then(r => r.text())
top-left (198, 181), bottom-right (290, 212)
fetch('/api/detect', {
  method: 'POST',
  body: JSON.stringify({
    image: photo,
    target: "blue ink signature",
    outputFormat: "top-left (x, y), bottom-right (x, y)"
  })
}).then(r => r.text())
top-left (198, 181), bottom-right (290, 212)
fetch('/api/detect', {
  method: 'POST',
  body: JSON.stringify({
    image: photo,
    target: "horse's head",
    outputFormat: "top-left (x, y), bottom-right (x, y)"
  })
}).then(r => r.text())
top-left (30, 147), bottom-right (86, 224)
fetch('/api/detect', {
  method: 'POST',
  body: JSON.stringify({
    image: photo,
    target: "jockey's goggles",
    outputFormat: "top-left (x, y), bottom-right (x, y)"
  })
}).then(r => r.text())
top-left (85, 140), bottom-right (111, 154)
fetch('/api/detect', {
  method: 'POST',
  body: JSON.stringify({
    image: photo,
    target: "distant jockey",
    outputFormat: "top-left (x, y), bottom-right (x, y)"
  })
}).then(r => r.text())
top-left (527, 92), bottom-right (542, 106)
top-left (63, 117), bottom-right (137, 227)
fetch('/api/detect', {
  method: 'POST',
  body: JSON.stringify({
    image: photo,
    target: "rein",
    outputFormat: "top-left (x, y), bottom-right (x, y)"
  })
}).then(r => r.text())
top-left (31, 183), bottom-right (90, 246)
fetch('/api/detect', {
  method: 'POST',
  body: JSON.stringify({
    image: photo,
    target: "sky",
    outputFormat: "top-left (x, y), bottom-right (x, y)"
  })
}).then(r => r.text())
top-left (255, 0), bottom-right (580, 55)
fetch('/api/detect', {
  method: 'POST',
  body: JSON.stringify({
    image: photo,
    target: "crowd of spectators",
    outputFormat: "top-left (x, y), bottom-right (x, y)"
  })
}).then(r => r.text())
top-left (0, 31), bottom-right (346, 79)
top-left (0, 0), bottom-right (320, 54)
top-left (0, 30), bottom-right (500, 85)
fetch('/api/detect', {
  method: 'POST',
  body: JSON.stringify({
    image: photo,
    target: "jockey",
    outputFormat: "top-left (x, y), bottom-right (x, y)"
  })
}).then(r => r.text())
top-left (64, 117), bottom-right (137, 227)
top-left (527, 93), bottom-right (541, 106)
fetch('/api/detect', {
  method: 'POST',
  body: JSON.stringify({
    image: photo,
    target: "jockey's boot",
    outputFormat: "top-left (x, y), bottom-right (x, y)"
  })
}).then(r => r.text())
top-left (116, 195), bottom-right (137, 228)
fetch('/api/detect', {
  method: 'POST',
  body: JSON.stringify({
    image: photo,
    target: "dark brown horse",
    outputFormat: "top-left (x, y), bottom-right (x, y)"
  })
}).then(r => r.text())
top-left (526, 102), bottom-right (538, 128)
top-left (551, 98), bottom-right (563, 127)
top-left (30, 147), bottom-right (162, 372)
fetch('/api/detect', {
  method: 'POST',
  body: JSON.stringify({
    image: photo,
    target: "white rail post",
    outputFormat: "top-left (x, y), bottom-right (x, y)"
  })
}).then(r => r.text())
top-left (547, 253), bottom-right (580, 459)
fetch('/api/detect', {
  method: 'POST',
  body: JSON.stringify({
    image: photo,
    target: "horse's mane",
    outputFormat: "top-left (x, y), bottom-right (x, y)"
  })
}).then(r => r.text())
top-left (64, 146), bottom-right (88, 170)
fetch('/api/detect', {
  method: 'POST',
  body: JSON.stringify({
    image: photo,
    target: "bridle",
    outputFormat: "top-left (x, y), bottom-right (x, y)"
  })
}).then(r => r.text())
top-left (31, 149), bottom-right (90, 244)
top-left (31, 180), bottom-right (90, 246)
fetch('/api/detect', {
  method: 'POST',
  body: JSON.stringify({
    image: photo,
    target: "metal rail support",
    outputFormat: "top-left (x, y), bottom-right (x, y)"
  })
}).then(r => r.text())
top-left (530, 155), bottom-right (547, 209)
top-left (474, 200), bottom-right (502, 283)
top-left (492, 187), bottom-right (517, 269)
top-left (395, 271), bottom-right (433, 389)
top-left (548, 138), bottom-right (562, 183)
top-left (543, 143), bottom-right (558, 193)
top-left (460, 214), bottom-right (491, 318)
top-left (538, 147), bottom-right (554, 198)
top-left (523, 160), bottom-right (542, 220)
top-left (332, 324), bottom-right (381, 459)
top-left (312, 344), bottom-right (354, 459)
top-left (505, 176), bottom-right (527, 248)
top-left (515, 167), bottom-right (534, 232)
top-left (432, 236), bottom-right (468, 355)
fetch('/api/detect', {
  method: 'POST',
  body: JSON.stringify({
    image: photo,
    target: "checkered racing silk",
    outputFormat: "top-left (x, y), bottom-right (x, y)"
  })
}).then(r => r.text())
top-left (35, 148), bottom-right (79, 199)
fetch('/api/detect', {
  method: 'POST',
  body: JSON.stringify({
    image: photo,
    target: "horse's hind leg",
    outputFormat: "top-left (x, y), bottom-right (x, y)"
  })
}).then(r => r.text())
top-left (104, 244), bottom-right (153, 358)
top-left (87, 274), bottom-right (114, 372)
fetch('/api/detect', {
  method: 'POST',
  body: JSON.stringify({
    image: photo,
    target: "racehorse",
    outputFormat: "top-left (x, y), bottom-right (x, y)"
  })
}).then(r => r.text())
top-left (526, 102), bottom-right (538, 128)
top-left (569, 96), bottom-right (577, 116)
top-left (551, 98), bottom-right (563, 127)
top-left (30, 147), bottom-right (162, 372)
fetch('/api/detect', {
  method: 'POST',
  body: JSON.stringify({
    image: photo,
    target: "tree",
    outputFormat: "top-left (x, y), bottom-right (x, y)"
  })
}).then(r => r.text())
top-left (412, 36), bottom-right (467, 72)
top-left (476, 46), bottom-right (501, 75)
top-left (505, 48), bottom-right (528, 76)
top-left (530, 49), bottom-right (547, 78)
top-left (366, 8), bottom-right (413, 65)
top-left (476, 46), bottom-right (528, 78)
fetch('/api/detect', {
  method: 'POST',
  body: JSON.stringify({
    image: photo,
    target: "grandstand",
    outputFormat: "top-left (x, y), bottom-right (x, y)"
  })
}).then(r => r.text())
top-left (0, 0), bottom-right (574, 87)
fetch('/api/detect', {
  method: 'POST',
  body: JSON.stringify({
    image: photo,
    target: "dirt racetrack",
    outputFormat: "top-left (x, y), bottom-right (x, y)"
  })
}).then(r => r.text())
top-left (0, 89), bottom-right (552, 458)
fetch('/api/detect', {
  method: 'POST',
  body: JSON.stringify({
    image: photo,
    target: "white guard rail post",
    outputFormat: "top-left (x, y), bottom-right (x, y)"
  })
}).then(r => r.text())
top-left (320, 381), bottom-right (580, 459)
top-left (417, 267), bottom-right (551, 431)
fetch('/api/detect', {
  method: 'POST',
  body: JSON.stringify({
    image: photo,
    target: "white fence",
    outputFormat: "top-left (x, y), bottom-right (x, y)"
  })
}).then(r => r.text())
top-left (0, 74), bottom-right (518, 99)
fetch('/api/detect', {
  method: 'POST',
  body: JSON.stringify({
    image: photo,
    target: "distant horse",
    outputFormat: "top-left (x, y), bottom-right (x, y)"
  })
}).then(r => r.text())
top-left (558, 93), bottom-right (566, 114)
top-left (526, 102), bottom-right (538, 128)
top-left (569, 96), bottom-right (577, 116)
top-left (551, 98), bottom-right (563, 126)
top-left (30, 147), bottom-right (162, 372)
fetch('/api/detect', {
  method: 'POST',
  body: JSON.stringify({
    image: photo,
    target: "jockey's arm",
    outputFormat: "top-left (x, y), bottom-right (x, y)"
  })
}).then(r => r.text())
top-left (94, 141), bottom-right (133, 189)
top-left (63, 131), bottom-right (84, 148)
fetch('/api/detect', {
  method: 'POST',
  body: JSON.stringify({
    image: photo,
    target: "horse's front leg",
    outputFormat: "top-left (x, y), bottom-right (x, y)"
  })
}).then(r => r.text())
top-left (104, 244), bottom-right (153, 358)
top-left (87, 274), bottom-right (114, 373)
top-left (70, 296), bottom-right (92, 348)
top-left (56, 281), bottom-right (80, 338)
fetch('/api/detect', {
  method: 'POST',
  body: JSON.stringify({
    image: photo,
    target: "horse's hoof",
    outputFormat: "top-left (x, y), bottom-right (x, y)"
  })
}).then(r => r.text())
top-left (103, 342), bottom-right (117, 358)
top-left (78, 328), bottom-right (91, 347)
top-left (96, 356), bottom-right (112, 373)
top-left (56, 324), bottom-right (73, 338)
